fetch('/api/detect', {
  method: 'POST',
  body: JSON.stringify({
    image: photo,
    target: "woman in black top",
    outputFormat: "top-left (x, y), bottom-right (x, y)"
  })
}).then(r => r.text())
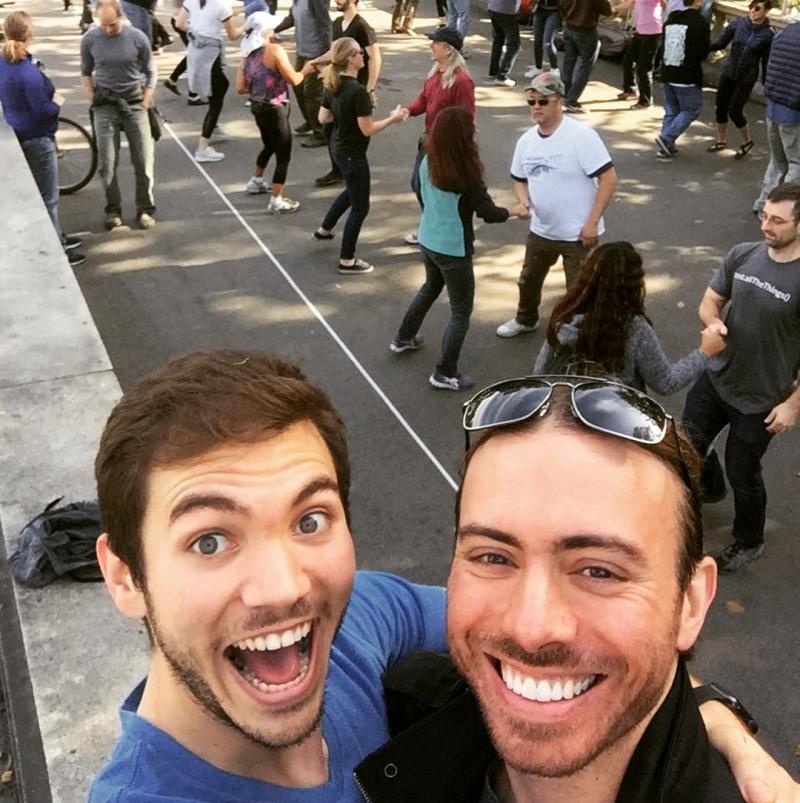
top-left (315, 37), bottom-right (407, 275)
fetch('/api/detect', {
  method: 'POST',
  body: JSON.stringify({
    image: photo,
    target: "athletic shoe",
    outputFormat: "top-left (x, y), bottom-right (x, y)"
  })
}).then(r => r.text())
top-left (494, 76), bottom-right (516, 87)
top-left (187, 95), bottom-right (209, 106)
top-left (564, 102), bottom-right (585, 114)
top-left (137, 212), bottom-right (156, 229)
top-left (389, 335), bottom-right (424, 353)
top-left (209, 125), bottom-right (232, 144)
top-left (315, 169), bottom-right (343, 187)
top-left (630, 101), bottom-right (651, 110)
top-left (267, 196), bottom-right (300, 214)
top-left (313, 227), bottom-right (335, 240)
top-left (294, 122), bottom-right (312, 136)
top-left (246, 176), bottom-right (268, 194)
top-left (338, 258), bottom-right (374, 275)
top-left (403, 231), bottom-right (419, 245)
top-left (64, 235), bottom-right (83, 251)
top-left (524, 66), bottom-right (543, 79)
top-left (301, 132), bottom-right (327, 148)
top-left (67, 250), bottom-right (86, 267)
top-left (496, 318), bottom-right (538, 338)
top-left (617, 90), bottom-right (637, 100)
top-left (429, 372), bottom-right (475, 391)
top-left (714, 542), bottom-right (765, 574)
top-left (104, 214), bottom-right (122, 230)
top-left (164, 78), bottom-right (181, 95)
top-left (654, 135), bottom-right (677, 158)
top-left (195, 146), bottom-right (225, 163)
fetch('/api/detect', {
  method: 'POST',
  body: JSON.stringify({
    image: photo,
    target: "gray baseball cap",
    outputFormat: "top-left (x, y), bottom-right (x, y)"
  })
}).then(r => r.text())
top-left (525, 71), bottom-right (566, 97)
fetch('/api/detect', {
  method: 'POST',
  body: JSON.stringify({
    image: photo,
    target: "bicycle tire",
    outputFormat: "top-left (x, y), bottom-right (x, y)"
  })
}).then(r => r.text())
top-left (57, 116), bottom-right (98, 195)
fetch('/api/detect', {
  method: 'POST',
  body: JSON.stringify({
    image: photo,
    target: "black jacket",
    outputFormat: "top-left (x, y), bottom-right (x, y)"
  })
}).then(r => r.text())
top-left (660, 8), bottom-right (711, 87)
top-left (764, 23), bottom-right (800, 111)
top-left (354, 652), bottom-right (744, 803)
top-left (710, 16), bottom-right (772, 85)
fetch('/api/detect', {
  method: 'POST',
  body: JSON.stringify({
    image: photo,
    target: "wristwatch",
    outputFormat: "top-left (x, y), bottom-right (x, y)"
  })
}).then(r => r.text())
top-left (695, 683), bottom-right (759, 734)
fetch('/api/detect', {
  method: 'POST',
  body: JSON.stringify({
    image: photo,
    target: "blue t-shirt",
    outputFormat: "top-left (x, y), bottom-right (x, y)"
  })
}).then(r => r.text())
top-left (767, 100), bottom-right (800, 126)
top-left (89, 571), bottom-right (446, 802)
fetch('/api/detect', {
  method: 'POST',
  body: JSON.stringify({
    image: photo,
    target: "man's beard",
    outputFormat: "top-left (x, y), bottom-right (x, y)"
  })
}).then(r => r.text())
top-left (143, 592), bottom-right (326, 751)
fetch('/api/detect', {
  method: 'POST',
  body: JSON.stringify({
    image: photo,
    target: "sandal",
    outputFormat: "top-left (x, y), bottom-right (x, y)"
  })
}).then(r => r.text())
top-left (734, 140), bottom-right (754, 160)
top-left (706, 142), bottom-right (727, 153)
top-left (313, 227), bottom-right (334, 240)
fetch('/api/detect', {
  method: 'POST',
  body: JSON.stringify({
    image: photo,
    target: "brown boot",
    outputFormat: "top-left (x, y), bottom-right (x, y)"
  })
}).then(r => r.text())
top-left (401, 4), bottom-right (417, 34)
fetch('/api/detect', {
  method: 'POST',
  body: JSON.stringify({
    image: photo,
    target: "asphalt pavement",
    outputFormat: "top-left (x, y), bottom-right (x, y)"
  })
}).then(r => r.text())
top-left (2, 0), bottom-right (799, 796)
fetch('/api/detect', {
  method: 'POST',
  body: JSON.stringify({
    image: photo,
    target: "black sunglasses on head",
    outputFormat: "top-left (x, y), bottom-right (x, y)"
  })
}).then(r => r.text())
top-left (462, 376), bottom-right (690, 490)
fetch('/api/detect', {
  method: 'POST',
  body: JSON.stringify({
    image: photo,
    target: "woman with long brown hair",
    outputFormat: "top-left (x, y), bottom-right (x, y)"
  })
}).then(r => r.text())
top-left (390, 106), bottom-right (526, 391)
top-left (314, 36), bottom-right (407, 274)
top-left (0, 11), bottom-right (84, 265)
top-left (533, 241), bottom-right (725, 393)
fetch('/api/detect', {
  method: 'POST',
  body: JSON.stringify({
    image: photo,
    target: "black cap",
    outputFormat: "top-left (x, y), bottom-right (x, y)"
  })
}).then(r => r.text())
top-left (426, 26), bottom-right (463, 51)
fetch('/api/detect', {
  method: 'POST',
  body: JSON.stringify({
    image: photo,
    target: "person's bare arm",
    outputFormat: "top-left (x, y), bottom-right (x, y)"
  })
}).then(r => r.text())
top-left (81, 75), bottom-right (94, 104)
top-left (357, 104), bottom-right (406, 136)
top-left (579, 166), bottom-right (617, 248)
top-left (174, 6), bottom-right (189, 31)
top-left (698, 287), bottom-right (728, 330)
top-left (236, 58), bottom-right (249, 94)
top-left (512, 179), bottom-right (531, 217)
top-left (765, 383), bottom-right (800, 434)
top-left (366, 42), bottom-right (381, 93)
top-left (701, 701), bottom-right (800, 803)
top-left (318, 106), bottom-right (334, 125)
top-left (273, 45), bottom-right (310, 86)
top-left (223, 16), bottom-right (244, 40)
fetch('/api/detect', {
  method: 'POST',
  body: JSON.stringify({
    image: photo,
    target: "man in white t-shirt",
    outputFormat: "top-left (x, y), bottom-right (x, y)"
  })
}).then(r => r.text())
top-left (497, 72), bottom-right (617, 338)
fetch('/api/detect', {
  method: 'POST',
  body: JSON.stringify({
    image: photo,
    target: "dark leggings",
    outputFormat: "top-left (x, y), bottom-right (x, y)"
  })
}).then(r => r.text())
top-left (436, 0), bottom-right (446, 16)
top-left (169, 21), bottom-right (188, 83)
top-left (321, 154), bottom-right (371, 261)
top-left (715, 74), bottom-right (754, 129)
top-left (202, 56), bottom-right (229, 139)
top-left (252, 101), bottom-right (292, 185)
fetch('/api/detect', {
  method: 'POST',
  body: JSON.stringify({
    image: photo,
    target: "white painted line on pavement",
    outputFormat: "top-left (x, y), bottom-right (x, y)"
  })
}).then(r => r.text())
top-left (165, 122), bottom-right (459, 491)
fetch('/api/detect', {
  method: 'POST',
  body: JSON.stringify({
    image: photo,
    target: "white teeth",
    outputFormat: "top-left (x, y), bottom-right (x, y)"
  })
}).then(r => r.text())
top-left (500, 663), bottom-right (597, 703)
top-left (233, 621), bottom-right (313, 652)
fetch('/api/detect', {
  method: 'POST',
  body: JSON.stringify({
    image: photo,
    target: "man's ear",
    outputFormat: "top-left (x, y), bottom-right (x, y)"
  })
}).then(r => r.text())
top-left (677, 556), bottom-right (717, 652)
top-left (96, 533), bottom-right (147, 619)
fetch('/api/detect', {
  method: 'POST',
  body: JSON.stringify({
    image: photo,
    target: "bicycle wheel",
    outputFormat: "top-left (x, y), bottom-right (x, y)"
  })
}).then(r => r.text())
top-left (57, 116), bottom-right (98, 195)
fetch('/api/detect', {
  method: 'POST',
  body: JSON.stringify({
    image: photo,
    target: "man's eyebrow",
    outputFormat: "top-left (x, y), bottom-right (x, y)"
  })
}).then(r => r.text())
top-left (555, 534), bottom-right (647, 564)
top-left (291, 476), bottom-right (340, 509)
top-left (169, 494), bottom-right (249, 525)
top-left (455, 525), bottom-right (523, 550)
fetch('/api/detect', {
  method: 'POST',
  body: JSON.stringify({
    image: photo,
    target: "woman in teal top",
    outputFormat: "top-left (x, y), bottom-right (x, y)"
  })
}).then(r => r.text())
top-left (389, 106), bottom-right (526, 391)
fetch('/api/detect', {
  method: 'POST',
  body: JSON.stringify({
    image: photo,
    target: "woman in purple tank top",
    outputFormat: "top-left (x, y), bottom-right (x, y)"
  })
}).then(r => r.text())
top-left (236, 12), bottom-right (313, 213)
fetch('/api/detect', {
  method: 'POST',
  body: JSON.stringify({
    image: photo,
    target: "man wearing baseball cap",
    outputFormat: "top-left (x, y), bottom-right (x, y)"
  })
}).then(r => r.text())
top-left (496, 71), bottom-right (617, 339)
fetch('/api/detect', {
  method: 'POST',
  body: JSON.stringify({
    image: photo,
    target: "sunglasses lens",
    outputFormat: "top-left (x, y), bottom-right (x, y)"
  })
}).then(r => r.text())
top-left (463, 381), bottom-right (551, 430)
top-left (572, 384), bottom-right (667, 443)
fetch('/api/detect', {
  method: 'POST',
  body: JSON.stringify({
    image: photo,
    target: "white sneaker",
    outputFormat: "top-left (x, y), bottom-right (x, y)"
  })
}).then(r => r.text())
top-left (268, 195), bottom-right (300, 214)
top-left (494, 76), bottom-right (516, 87)
top-left (548, 68), bottom-right (560, 79)
top-left (403, 230), bottom-right (419, 245)
top-left (496, 318), bottom-right (538, 338)
top-left (524, 66), bottom-right (543, 79)
top-left (246, 176), bottom-right (268, 194)
top-left (195, 146), bottom-right (225, 163)
top-left (209, 125), bottom-right (232, 144)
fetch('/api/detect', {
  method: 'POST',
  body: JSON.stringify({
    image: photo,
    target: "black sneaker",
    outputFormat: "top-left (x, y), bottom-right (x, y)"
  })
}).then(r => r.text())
top-left (294, 122), bottom-right (312, 136)
top-left (564, 102), bottom-right (585, 114)
top-left (187, 95), bottom-right (209, 106)
top-left (654, 135), bottom-right (677, 158)
top-left (390, 335), bottom-right (424, 354)
top-left (338, 258), bottom-right (374, 275)
top-left (164, 78), bottom-right (181, 95)
top-left (429, 372), bottom-right (475, 391)
top-left (64, 234), bottom-right (83, 251)
top-left (315, 169), bottom-right (343, 187)
top-left (714, 542), bottom-right (765, 574)
top-left (67, 250), bottom-right (86, 266)
top-left (301, 132), bottom-right (327, 148)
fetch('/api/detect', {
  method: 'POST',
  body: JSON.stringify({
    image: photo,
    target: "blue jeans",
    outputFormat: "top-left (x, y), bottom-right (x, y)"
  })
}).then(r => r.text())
top-left (120, 0), bottom-right (153, 45)
top-left (93, 102), bottom-right (155, 215)
top-left (20, 136), bottom-right (65, 246)
top-left (532, 8), bottom-right (560, 70)
top-left (489, 12), bottom-right (520, 79)
top-left (397, 246), bottom-right (475, 377)
top-left (562, 27), bottom-right (600, 105)
top-left (659, 83), bottom-right (703, 150)
top-left (446, 0), bottom-right (470, 39)
top-left (322, 153), bottom-right (370, 262)
top-left (682, 371), bottom-right (774, 547)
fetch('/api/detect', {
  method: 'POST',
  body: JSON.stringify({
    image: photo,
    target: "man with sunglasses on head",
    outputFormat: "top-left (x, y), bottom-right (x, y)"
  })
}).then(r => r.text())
top-left (496, 72), bottom-right (617, 339)
top-left (356, 376), bottom-right (800, 802)
top-left (681, 182), bottom-right (800, 574)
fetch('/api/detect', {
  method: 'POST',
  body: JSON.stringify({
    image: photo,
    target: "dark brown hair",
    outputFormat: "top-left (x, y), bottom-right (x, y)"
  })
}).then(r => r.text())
top-left (425, 106), bottom-right (484, 195)
top-left (546, 241), bottom-right (648, 375)
top-left (455, 385), bottom-right (704, 592)
top-left (95, 350), bottom-right (351, 589)
top-left (767, 182), bottom-right (800, 220)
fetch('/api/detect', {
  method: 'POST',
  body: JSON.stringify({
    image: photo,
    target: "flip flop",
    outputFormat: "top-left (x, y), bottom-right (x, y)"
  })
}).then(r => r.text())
top-left (734, 140), bottom-right (754, 160)
top-left (706, 142), bottom-right (727, 153)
